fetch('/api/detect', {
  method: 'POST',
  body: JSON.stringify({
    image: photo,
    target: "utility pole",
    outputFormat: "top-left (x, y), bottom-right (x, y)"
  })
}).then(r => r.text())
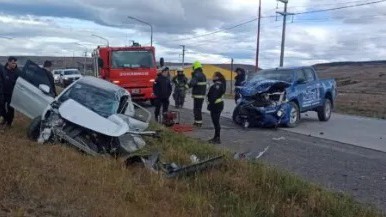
top-left (180, 45), bottom-right (186, 68)
top-left (83, 51), bottom-right (87, 75)
top-left (230, 58), bottom-right (234, 94)
top-left (277, 0), bottom-right (293, 67)
top-left (255, 0), bottom-right (262, 72)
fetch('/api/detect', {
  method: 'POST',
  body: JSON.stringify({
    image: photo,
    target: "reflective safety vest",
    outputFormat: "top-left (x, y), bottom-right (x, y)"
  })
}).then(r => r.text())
top-left (190, 68), bottom-right (207, 99)
top-left (214, 96), bottom-right (224, 104)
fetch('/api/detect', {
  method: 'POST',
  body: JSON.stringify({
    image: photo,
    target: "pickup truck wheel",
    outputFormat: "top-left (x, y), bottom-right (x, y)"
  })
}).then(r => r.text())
top-left (27, 116), bottom-right (42, 141)
top-left (286, 102), bottom-right (300, 128)
top-left (318, 99), bottom-right (332, 121)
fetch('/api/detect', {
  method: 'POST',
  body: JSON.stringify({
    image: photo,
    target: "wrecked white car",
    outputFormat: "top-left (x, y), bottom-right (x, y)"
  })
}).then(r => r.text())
top-left (11, 60), bottom-right (156, 156)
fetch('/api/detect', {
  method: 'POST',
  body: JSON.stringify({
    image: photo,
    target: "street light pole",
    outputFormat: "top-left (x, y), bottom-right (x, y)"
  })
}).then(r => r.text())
top-left (91, 34), bottom-right (109, 47)
top-left (75, 43), bottom-right (89, 74)
top-left (128, 16), bottom-right (153, 47)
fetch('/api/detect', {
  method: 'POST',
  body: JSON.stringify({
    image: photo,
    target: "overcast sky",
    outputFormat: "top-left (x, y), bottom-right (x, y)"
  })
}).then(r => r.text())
top-left (0, 0), bottom-right (386, 68)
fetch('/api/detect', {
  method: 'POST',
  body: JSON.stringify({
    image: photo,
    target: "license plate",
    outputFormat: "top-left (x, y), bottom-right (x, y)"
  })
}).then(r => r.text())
top-left (131, 89), bottom-right (141, 94)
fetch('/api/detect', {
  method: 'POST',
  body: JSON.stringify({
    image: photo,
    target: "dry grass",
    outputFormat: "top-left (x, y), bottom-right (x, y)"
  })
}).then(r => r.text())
top-left (317, 64), bottom-right (386, 119)
top-left (0, 115), bottom-right (382, 217)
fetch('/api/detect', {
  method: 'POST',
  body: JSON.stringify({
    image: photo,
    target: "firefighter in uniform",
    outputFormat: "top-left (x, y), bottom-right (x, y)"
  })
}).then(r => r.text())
top-left (172, 68), bottom-right (188, 108)
top-left (207, 72), bottom-right (226, 144)
top-left (189, 61), bottom-right (207, 127)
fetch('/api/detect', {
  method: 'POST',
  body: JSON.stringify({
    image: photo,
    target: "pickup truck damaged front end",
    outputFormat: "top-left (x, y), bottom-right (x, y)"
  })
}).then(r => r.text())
top-left (233, 79), bottom-right (292, 128)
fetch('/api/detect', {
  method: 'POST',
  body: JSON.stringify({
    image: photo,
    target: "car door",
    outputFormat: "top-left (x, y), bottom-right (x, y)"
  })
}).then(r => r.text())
top-left (302, 68), bottom-right (321, 108)
top-left (11, 60), bottom-right (55, 119)
top-left (293, 69), bottom-right (307, 110)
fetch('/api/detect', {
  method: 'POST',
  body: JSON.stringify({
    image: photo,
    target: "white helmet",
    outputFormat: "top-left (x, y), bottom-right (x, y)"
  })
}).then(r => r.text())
top-left (177, 68), bottom-right (184, 72)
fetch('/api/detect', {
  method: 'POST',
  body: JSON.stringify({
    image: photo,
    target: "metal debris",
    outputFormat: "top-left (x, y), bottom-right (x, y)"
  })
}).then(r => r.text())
top-left (125, 152), bottom-right (224, 178)
top-left (255, 146), bottom-right (270, 160)
top-left (272, 137), bottom-right (286, 141)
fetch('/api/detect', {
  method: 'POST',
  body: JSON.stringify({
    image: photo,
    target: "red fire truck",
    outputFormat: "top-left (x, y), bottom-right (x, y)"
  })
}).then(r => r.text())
top-left (93, 43), bottom-right (161, 103)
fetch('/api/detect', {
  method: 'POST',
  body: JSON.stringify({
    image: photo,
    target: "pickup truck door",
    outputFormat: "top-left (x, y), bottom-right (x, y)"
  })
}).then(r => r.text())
top-left (294, 69), bottom-right (321, 111)
top-left (11, 60), bottom-right (55, 119)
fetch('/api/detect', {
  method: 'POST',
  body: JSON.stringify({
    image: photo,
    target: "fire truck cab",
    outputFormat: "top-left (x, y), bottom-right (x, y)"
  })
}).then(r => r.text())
top-left (93, 43), bottom-right (159, 102)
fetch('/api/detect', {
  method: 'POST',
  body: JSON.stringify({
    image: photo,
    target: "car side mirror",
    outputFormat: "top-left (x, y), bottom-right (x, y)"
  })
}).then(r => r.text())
top-left (39, 84), bottom-right (50, 94)
top-left (98, 58), bottom-right (104, 68)
top-left (159, 57), bottom-right (164, 67)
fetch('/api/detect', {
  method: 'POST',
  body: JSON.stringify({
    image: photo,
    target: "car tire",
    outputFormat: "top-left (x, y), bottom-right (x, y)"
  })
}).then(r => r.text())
top-left (232, 105), bottom-right (242, 125)
top-left (317, 98), bottom-right (332, 122)
top-left (27, 115), bottom-right (42, 141)
top-left (285, 102), bottom-right (300, 128)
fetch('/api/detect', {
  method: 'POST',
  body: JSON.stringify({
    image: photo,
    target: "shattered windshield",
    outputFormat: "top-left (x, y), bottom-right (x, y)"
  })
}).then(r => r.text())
top-left (111, 50), bottom-right (155, 68)
top-left (59, 83), bottom-right (120, 118)
top-left (251, 70), bottom-right (294, 83)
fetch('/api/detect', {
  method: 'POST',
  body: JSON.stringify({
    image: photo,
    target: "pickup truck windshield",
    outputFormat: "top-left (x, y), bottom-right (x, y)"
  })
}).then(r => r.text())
top-left (252, 69), bottom-right (294, 83)
top-left (64, 70), bottom-right (80, 75)
top-left (59, 83), bottom-right (119, 118)
top-left (112, 50), bottom-right (155, 69)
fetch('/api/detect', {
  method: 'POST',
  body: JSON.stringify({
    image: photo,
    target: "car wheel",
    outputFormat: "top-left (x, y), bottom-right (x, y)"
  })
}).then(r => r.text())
top-left (285, 102), bottom-right (300, 128)
top-left (317, 98), bottom-right (332, 121)
top-left (232, 105), bottom-right (243, 125)
top-left (27, 116), bottom-right (42, 141)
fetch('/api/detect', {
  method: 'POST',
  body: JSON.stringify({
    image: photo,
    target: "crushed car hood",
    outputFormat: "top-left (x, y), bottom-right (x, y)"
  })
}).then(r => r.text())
top-left (239, 79), bottom-right (291, 97)
top-left (59, 99), bottom-right (129, 137)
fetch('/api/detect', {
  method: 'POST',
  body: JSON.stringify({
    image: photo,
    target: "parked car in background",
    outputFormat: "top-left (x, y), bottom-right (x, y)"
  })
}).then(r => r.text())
top-left (233, 66), bottom-right (337, 128)
top-left (52, 69), bottom-right (62, 84)
top-left (59, 69), bottom-right (83, 87)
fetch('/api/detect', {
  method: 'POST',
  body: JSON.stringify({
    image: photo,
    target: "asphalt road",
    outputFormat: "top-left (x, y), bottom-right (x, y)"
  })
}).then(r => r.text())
top-left (178, 95), bottom-right (386, 153)
top-left (165, 105), bottom-right (386, 213)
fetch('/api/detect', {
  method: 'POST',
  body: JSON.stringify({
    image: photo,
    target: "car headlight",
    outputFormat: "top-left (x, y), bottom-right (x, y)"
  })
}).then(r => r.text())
top-left (277, 109), bottom-right (284, 117)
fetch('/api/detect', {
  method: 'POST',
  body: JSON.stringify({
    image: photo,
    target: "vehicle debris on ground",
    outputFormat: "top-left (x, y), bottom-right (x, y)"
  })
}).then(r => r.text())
top-left (125, 152), bottom-right (224, 178)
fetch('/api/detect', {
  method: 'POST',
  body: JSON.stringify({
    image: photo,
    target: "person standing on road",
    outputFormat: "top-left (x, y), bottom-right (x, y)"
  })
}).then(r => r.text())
top-left (207, 72), bottom-right (226, 144)
top-left (42, 60), bottom-right (57, 97)
top-left (153, 66), bottom-right (172, 122)
top-left (234, 68), bottom-right (246, 103)
top-left (189, 61), bottom-right (207, 127)
top-left (1, 56), bottom-right (21, 130)
top-left (172, 68), bottom-right (188, 108)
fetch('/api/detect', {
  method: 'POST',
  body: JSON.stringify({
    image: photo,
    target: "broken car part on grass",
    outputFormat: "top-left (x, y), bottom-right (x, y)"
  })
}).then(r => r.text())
top-left (125, 152), bottom-right (224, 178)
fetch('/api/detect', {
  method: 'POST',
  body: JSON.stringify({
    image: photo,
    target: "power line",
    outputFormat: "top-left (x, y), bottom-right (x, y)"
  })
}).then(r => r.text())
top-left (172, 0), bottom-right (386, 43)
top-left (172, 15), bottom-right (278, 42)
top-left (293, 0), bottom-right (386, 15)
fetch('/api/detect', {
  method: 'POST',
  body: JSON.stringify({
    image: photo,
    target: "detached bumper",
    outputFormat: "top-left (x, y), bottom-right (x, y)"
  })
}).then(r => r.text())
top-left (236, 102), bottom-right (291, 127)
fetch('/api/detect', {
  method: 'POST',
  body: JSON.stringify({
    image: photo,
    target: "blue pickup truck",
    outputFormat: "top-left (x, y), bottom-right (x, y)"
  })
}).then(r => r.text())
top-left (232, 66), bottom-right (337, 128)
